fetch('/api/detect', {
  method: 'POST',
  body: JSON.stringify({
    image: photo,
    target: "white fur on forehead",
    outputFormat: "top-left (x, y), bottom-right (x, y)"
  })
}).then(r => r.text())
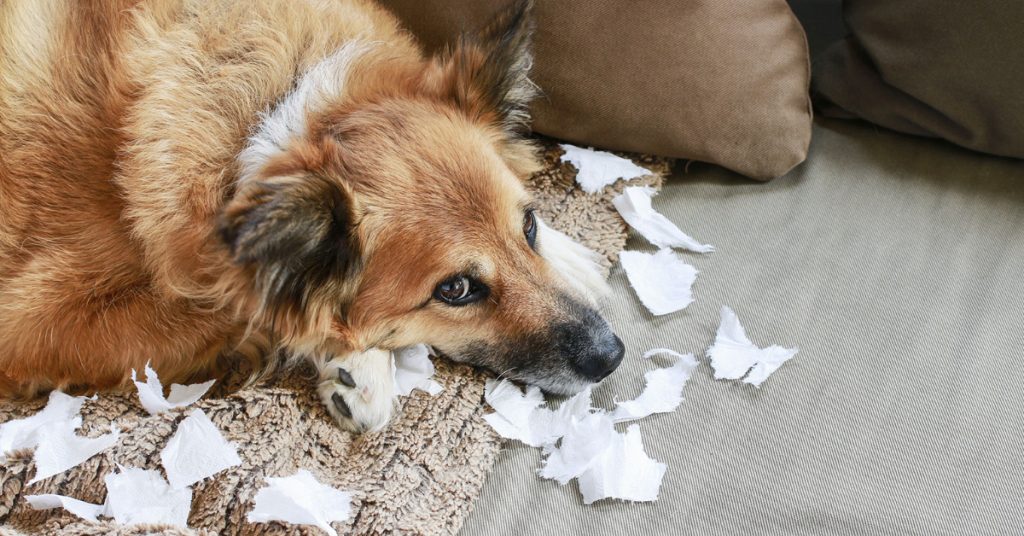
top-left (535, 218), bottom-right (610, 304)
top-left (238, 40), bottom-right (377, 184)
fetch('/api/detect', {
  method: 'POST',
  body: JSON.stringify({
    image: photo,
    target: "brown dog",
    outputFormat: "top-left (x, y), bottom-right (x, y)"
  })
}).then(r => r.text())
top-left (0, 0), bottom-right (623, 431)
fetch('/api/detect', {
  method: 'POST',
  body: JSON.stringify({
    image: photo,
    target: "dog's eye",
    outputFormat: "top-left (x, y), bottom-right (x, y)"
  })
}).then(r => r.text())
top-left (523, 209), bottom-right (537, 249)
top-left (434, 275), bottom-right (488, 306)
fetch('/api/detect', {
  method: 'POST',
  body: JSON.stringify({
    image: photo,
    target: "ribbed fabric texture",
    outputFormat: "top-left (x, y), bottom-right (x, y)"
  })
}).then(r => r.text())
top-left (461, 119), bottom-right (1024, 535)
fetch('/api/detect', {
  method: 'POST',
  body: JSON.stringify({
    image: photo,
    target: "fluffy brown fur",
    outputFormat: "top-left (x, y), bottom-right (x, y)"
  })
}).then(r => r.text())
top-left (0, 0), bottom-right (621, 428)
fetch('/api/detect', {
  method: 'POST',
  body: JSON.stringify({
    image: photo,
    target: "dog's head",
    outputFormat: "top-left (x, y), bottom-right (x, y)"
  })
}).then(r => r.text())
top-left (219, 0), bottom-right (622, 394)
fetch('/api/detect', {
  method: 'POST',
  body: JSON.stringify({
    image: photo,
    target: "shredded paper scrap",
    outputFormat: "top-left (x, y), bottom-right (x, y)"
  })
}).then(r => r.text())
top-left (707, 306), bottom-right (799, 387)
top-left (0, 391), bottom-right (87, 462)
top-left (29, 419), bottom-right (119, 484)
top-left (610, 349), bottom-right (699, 423)
top-left (132, 362), bottom-right (215, 416)
top-left (25, 494), bottom-right (105, 523)
top-left (392, 344), bottom-right (443, 396)
top-left (247, 469), bottom-right (353, 536)
top-left (160, 408), bottom-right (242, 489)
top-left (612, 186), bottom-right (714, 253)
top-left (620, 249), bottom-right (698, 316)
top-left (484, 345), bottom-right (698, 505)
top-left (105, 466), bottom-right (193, 527)
top-left (27, 466), bottom-right (193, 527)
top-left (560, 144), bottom-right (651, 194)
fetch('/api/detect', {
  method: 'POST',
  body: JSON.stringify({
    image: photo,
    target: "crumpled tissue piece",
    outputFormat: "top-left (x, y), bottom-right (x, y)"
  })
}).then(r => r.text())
top-left (0, 391), bottom-right (86, 462)
top-left (485, 378), bottom-right (670, 505)
top-left (527, 386), bottom-right (594, 446)
top-left (485, 345), bottom-right (694, 505)
top-left (29, 419), bottom-right (119, 484)
top-left (537, 412), bottom-right (615, 484)
top-left (160, 409), bottom-right (241, 489)
top-left (612, 186), bottom-right (714, 253)
top-left (538, 415), bottom-right (667, 504)
top-left (483, 380), bottom-right (594, 448)
top-left (105, 466), bottom-right (192, 527)
top-left (26, 493), bottom-right (106, 522)
top-left (707, 306), bottom-right (798, 387)
top-left (576, 424), bottom-right (667, 505)
top-left (610, 349), bottom-right (699, 423)
top-left (247, 469), bottom-right (352, 536)
top-left (482, 380), bottom-right (545, 446)
top-left (560, 143), bottom-right (650, 193)
top-left (132, 362), bottom-right (215, 415)
top-left (619, 248), bottom-right (698, 316)
top-left (392, 344), bottom-right (443, 396)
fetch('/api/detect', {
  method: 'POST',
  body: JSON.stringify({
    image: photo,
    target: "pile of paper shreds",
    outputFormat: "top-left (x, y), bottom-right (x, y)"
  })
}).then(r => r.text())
top-left (0, 345), bottom-right (443, 535)
top-left (479, 146), bottom-right (801, 504)
top-left (0, 146), bottom-right (799, 530)
top-left (484, 348), bottom-right (698, 504)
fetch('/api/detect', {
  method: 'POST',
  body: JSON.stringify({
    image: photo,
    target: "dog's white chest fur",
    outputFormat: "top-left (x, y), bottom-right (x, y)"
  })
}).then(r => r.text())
top-left (238, 40), bottom-right (375, 184)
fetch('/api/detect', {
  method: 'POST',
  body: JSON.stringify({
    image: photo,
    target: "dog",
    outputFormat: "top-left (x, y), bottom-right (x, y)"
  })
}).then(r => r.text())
top-left (0, 0), bottom-right (624, 432)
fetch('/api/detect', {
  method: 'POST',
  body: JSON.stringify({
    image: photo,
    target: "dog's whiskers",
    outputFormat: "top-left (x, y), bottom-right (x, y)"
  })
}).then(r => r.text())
top-left (494, 366), bottom-right (519, 382)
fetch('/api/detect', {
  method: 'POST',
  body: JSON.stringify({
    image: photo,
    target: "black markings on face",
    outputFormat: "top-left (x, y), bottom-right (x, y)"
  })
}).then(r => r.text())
top-left (219, 174), bottom-right (361, 316)
top-left (440, 293), bottom-right (623, 394)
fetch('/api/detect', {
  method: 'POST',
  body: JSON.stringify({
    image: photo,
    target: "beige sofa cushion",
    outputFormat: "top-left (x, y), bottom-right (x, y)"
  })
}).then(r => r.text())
top-left (381, 0), bottom-right (813, 181)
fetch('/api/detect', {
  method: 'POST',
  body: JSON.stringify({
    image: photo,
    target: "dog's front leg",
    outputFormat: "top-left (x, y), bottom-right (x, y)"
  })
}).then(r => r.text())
top-left (315, 349), bottom-right (396, 433)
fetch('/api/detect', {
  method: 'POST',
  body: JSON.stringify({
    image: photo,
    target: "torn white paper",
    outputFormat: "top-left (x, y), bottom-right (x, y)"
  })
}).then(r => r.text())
top-left (0, 391), bottom-right (87, 462)
top-left (132, 362), bottom-right (215, 416)
top-left (742, 346), bottom-right (800, 387)
top-left (30, 419), bottom-right (119, 484)
top-left (560, 144), bottom-right (650, 194)
top-left (619, 248), bottom-right (698, 316)
top-left (483, 380), bottom-right (595, 448)
top-left (485, 379), bottom-right (671, 505)
top-left (610, 349), bottom-right (698, 423)
top-left (707, 306), bottom-right (798, 387)
top-left (160, 409), bottom-right (241, 489)
top-left (26, 494), bottom-right (106, 522)
top-left (612, 186), bottom-right (714, 253)
top-left (247, 469), bottom-right (352, 536)
top-left (105, 466), bottom-right (192, 528)
top-left (482, 379), bottom-right (546, 447)
top-left (538, 412), bottom-right (616, 484)
top-left (392, 344), bottom-right (443, 396)
top-left (576, 424), bottom-right (667, 505)
top-left (527, 387), bottom-right (594, 446)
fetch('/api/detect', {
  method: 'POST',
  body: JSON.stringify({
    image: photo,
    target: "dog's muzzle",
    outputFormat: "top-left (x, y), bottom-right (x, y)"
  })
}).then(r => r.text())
top-left (546, 294), bottom-right (625, 384)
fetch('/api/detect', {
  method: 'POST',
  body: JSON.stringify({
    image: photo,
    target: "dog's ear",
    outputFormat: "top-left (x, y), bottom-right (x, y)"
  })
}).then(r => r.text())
top-left (218, 173), bottom-right (360, 316)
top-left (429, 0), bottom-right (536, 135)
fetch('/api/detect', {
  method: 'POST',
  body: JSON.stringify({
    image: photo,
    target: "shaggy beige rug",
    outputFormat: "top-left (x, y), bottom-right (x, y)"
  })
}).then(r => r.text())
top-left (0, 142), bottom-right (669, 536)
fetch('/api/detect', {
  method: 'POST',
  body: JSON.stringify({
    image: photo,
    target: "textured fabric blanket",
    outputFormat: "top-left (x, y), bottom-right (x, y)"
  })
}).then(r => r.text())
top-left (0, 142), bottom-right (668, 535)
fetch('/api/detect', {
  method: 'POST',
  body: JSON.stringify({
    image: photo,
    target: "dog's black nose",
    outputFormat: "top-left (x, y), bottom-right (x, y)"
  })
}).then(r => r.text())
top-left (572, 334), bottom-right (625, 382)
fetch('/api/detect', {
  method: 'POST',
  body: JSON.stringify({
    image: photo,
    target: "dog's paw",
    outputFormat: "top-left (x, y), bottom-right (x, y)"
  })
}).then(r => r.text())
top-left (316, 349), bottom-right (396, 433)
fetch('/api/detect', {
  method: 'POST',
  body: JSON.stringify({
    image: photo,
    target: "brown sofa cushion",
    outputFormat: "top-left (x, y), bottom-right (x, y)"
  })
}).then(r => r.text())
top-left (380, 1), bottom-right (813, 181)
top-left (814, 1), bottom-right (1024, 159)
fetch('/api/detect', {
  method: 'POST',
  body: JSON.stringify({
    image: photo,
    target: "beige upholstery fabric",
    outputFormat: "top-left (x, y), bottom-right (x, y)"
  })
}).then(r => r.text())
top-left (380, 0), bottom-right (813, 181)
top-left (461, 119), bottom-right (1024, 535)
